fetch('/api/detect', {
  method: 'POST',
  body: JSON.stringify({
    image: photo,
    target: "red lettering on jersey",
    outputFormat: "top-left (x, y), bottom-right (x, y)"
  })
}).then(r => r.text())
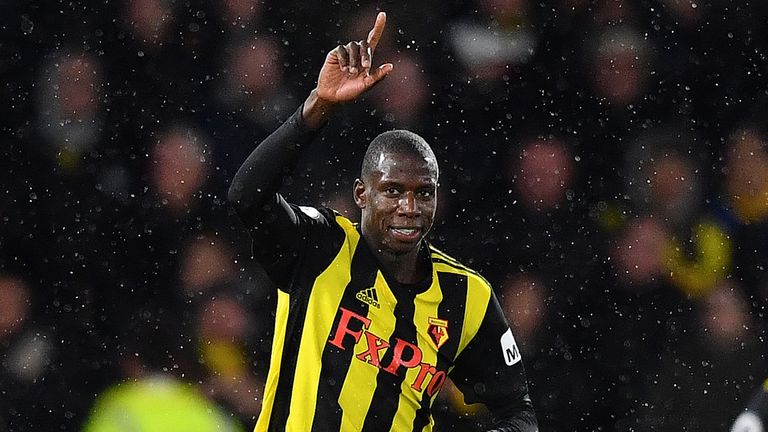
top-left (426, 371), bottom-right (446, 397)
top-left (327, 307), bottom-right (448, 398)
top-left (328, 307), bottom-right (371, 349)
top-left (382, 339), bottom-right (423, 375)
top-left (355, 332), bottom-right (389, 367)
top-left (411, 363), bottom-right (438, 392)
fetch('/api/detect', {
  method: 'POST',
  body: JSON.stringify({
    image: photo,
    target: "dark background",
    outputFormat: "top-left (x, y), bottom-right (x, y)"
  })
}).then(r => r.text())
top-left (2, 0), bottom-right (768, 430)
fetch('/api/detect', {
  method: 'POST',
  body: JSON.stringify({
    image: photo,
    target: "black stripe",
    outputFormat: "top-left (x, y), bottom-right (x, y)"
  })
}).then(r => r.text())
top-left (431, 256), bottom-right (490, 285)
top-left (411, 272), bottom-right (468, 431)
top-left (360, 279), bottom-right (418, 431)
top-left (310, 243), bottom-right (378, 431)
top-left (267, 216), bottom-right (346, 431)
top-left (268, 287), bottom-right (311, 431)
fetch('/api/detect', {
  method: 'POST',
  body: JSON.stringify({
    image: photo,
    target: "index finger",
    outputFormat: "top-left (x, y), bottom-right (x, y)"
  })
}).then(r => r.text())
top-left (367, 12), bottom-right (386, 52)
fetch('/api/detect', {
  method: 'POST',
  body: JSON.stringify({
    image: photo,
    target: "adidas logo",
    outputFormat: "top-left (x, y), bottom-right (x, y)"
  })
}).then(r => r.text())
top-left (356, 287), bottom-right (380, 309)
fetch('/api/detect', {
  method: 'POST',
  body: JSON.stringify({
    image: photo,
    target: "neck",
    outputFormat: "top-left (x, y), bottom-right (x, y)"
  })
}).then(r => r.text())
top-left (367, 240), bottom-right (427, 285)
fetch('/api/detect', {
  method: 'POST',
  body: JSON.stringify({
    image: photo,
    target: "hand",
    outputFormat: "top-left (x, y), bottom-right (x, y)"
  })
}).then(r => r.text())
top-left (317, 11), bottom-right (393, 102)
top-left (303, 12), bottom-right (393, 128)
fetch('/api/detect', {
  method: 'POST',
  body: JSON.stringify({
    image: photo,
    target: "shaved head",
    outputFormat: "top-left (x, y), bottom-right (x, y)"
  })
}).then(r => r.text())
top-left (361, 130), bottom-right (438, 181)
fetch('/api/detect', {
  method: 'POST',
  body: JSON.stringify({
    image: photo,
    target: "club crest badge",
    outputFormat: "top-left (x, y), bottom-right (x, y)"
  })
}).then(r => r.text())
top-left (428, 317), bottom-right (449, 349)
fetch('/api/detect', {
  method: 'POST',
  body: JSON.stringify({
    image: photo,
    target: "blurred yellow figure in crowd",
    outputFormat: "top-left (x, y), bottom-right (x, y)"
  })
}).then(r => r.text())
top-left (82, 374), bottom-right (243, 432)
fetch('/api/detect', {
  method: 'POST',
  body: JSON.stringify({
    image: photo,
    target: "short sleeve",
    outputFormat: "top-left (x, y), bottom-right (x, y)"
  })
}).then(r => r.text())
top-left (449, 290), bottom-right (533, 416)
top-left (256, 205), bottom-right (346, 290)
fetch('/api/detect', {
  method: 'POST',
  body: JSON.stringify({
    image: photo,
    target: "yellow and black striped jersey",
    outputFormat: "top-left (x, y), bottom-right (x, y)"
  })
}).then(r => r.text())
top-left (228, 105), bottom-right (536, 431)
top-left (252, 205), bottom-right (532, 432)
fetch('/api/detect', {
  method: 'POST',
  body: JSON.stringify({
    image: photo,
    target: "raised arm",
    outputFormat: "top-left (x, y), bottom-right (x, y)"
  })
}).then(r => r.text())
top-left (227, 12), bottom-right (393, 262)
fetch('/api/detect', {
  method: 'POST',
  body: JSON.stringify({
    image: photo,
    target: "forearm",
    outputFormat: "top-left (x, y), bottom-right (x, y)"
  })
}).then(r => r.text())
top-left (452, 292), bottom-right (539, 432)
top-left (227, 95), bottom-right (326, 219)
top-left (486, 397), bottom-right (539, 432)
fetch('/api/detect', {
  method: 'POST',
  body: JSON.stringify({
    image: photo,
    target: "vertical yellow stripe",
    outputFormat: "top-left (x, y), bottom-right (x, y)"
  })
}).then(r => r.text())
top-left (429, 262), bottom-right (490, 357)
top-left (254, 289), bottom-right (291, 432)
top-left (285, 218), bottom-right (360, 431)
top-left (390, 272), bottom-right (443, 432)
top-left (459, 274), bottom-right (491, 357)
top-left (337, 271), bottom-right (398, 430)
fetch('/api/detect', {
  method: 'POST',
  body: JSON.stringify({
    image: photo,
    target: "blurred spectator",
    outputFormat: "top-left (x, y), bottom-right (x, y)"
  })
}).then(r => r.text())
top-left (639, 281), bottom-right (764, 431)
top-left (121, 0), bottom-right (174, 48)
top-left (570, 23), bottom-right (665, 203)
top-left (514, 137), bottom-right (574, 212)
top-left (176, 229), bottom-right (273, 424)
top-left (476, 136), bottom-right (601, 430)
top-left (4, 2), bottom-right (768, 430)
top-left (476, 134), bottom-right (599, 291)
top-left (82, 317), bottom-right (244, 432)
top-left (179, 232), bottom-right (239, 299)
top-left (724, 127), bottom-right (768, 226)
top-left (32, 47), bottom-right (134, 202)
top-left (721, 125), bottom-right (768, 340)
top-left (589, 124), bottom-right (733, 427)
top-left (149, 124), bottom-right (212, 215)
top-left (204, 35), bottom-right (296, 184)
top-left (591, 215), bottom-right (691, 431)
top-left (367, 52), bottom-right (430, 129)
top-left (218, 0), bottom-right (265, 31)
top-left (83, 374), bottom-right (244, 432)
top-left (96, 121), bottom-right (240, 359)
top-left (218, 36), bottom-right (294, 130)
top-left (612, 217), bottom-right (669, 288)
top-left (588, 26), bottom-right (653, 108)
top-left (446, 0), bottom-right (537, 93)
top-left (499, 273), bottom-right (588, 430)
top-left (197, 294), bottom-right (264, 425)
top-left (0, 275), bottom-right (69, 431)
top-left (623, 126), bottom-right (731, 299)
top-left (36, 50), bottom-right (103, 167)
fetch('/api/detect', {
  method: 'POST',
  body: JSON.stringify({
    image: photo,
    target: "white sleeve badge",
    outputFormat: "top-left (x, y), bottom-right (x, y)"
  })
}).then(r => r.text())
top-left (500, 328), bottom-right (521, 366)
top-left (299, 206), bottom-right (322, 220)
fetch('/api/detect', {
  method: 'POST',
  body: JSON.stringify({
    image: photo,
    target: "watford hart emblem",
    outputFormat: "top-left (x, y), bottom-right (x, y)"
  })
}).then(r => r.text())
top-left (427, 317), bottom-right (449, 349)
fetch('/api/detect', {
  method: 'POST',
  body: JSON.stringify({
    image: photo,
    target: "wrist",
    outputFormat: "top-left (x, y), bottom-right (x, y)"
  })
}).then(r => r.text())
top-left (302, 89), bottom-right (336, 130)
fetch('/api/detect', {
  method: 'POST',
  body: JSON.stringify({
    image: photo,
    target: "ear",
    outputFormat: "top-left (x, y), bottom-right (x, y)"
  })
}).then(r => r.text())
top-left (353, 178), bottom-right (367, 209)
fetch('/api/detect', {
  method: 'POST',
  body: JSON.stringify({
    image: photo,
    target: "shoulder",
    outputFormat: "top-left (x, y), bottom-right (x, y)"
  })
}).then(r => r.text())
top-left (292, 204), bottom-right (360, 243)
top-left (429, 244), bottom-right (493, 293)
top-left (429, 245), bottom-right (499, 356)
top-left (291, 205), bottom-right (349, 228)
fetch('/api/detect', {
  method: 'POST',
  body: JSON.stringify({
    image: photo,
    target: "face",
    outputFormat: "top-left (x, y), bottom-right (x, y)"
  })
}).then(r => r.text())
top-left (354, 152), bottom-right (438, 256)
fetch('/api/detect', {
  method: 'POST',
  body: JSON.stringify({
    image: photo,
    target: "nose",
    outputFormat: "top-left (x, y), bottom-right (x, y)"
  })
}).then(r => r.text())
top-left (398, 192), bottom-right (421, 217)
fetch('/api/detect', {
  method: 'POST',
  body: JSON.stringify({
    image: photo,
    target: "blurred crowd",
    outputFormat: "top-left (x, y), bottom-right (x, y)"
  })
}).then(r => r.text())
top-left (2, 0), bottom-right (768, 431)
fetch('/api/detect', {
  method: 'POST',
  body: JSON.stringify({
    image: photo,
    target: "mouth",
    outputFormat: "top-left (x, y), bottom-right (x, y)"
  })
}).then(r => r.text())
top-left (388, 226), bottom-right (422, 242)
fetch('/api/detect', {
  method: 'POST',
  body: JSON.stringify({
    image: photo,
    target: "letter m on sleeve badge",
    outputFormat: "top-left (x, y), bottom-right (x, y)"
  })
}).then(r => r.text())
top-left (428, 317), bottom-right (449, 350)
top-left (500, 328), bottom-right (521, 366)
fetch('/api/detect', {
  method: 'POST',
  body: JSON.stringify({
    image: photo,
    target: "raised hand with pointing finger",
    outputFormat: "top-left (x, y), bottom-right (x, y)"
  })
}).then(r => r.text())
top-left (303, 12), bottom-right (393, 128)
top-left (229, 9), bottom-right (538, 432)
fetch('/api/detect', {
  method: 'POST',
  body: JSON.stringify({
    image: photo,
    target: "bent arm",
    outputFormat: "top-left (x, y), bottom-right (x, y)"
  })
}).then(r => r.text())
top-left (227, 93), bottom-right (332, 263)
top-left (449, 292), bottom-right (538, 432)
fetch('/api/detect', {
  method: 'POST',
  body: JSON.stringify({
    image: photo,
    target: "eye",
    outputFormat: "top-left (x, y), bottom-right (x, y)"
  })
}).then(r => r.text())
top-left (385, 187), bottom-right (400, 196)
top-left (417, 189), bottom-right (434, 199)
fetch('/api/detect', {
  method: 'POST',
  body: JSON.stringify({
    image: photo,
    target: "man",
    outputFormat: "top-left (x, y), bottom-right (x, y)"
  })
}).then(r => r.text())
top-left (732, 380), bottom-right (768, 432)
top-left (228, 12), bottom-right (538, 432)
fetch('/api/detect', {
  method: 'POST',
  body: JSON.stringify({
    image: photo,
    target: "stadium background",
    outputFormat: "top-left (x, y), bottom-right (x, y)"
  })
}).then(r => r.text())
top-left (2, 0), bottom-right (768, 430)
